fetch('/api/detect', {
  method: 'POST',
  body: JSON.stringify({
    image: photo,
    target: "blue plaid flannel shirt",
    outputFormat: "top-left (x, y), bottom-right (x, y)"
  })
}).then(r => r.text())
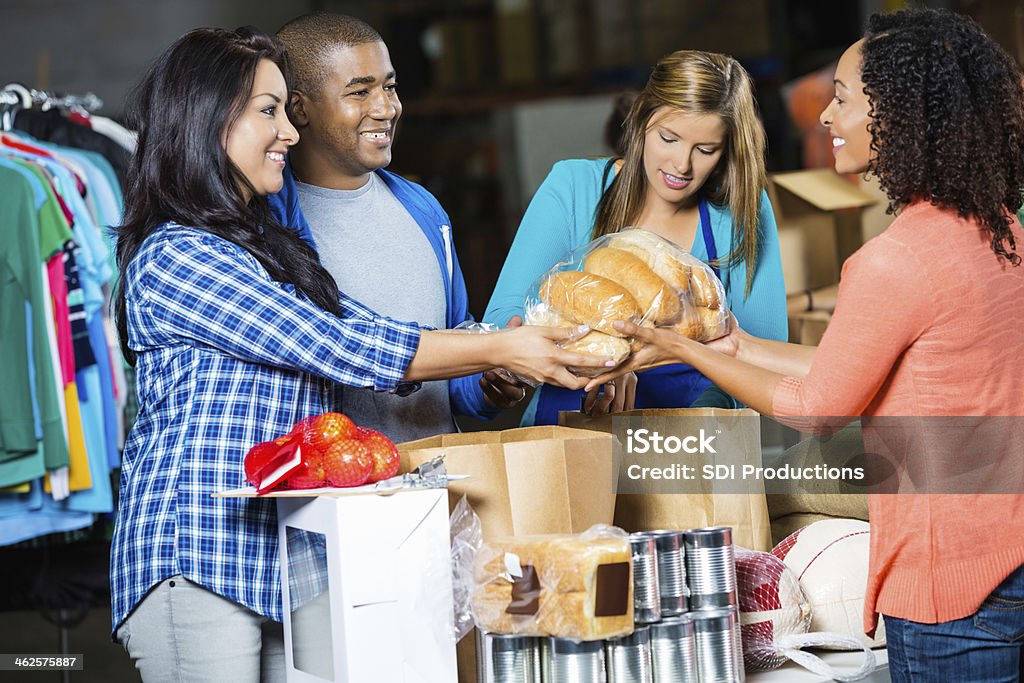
top-left (110, 223), bottom-right (423, 632)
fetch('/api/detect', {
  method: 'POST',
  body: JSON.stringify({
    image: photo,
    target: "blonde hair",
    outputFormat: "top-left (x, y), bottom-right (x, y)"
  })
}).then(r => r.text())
top-left (594, 50), bottom-right (767, 296)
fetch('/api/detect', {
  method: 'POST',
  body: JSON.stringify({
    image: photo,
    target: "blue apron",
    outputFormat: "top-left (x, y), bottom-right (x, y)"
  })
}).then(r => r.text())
top-left (534, 198), bottom-right (720, 425)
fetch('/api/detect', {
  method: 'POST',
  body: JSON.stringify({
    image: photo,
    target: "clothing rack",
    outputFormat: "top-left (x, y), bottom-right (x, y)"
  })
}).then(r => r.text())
top-left (29, 88), bottom-right (103, 114)
top-left (2, 83), bottom-right (103, 131)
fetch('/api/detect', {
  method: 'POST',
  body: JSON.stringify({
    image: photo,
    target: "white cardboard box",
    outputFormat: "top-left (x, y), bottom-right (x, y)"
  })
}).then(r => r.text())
top-left (220, 485), bottom-right (458, 682)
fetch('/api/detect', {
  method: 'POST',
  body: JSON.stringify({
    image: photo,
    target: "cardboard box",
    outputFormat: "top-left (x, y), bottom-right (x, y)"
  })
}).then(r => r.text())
top-left (769, 170), bottom-right (877, 289)
top-left (218, 486), bottom-right (457, 683)
top-left (788, 310), bottom-right (833, 346)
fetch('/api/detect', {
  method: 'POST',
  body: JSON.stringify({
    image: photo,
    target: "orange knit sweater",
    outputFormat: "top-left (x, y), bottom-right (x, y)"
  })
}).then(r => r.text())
top-left (772, 202), bottom-right (1024, 635)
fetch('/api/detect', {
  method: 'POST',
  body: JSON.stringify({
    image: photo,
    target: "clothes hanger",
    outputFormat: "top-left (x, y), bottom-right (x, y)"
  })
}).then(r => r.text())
top-left (1, 83), bottom-right (32, 132)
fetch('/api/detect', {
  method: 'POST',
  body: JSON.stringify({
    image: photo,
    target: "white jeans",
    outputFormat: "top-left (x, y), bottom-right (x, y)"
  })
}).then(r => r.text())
top-left (116, 575), bottom-right (285, 683)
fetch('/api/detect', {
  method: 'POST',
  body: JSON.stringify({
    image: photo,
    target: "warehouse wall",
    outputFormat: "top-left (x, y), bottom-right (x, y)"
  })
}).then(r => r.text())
top-left (0, 0), bottom-right (315, 117)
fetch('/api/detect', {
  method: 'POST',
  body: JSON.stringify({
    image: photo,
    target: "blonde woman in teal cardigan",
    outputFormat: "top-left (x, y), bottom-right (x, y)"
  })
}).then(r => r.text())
top-left (485, 50), bottom-right (788, 425)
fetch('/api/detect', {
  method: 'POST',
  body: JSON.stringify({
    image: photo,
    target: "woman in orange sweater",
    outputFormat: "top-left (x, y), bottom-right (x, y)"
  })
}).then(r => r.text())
top-left (587, 8), bottom-right (1024, 681)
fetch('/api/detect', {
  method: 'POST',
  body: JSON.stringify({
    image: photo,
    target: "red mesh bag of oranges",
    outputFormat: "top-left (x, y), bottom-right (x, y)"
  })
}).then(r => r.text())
top-left (243, 413), bottom-right (401, 494)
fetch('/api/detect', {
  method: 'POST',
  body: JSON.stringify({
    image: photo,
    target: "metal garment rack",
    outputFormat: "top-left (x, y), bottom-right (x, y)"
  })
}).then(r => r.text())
top-left (29, 88), bottom-right (103, 113)
top-left (1, 83), bottom-right (103, 131)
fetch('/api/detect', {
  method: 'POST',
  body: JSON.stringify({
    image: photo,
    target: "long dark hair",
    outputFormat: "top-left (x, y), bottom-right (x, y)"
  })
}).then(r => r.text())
top-left (861, 9), bottom-right (1023, 264)
top-left (115, 27), bottom-right (341, 364)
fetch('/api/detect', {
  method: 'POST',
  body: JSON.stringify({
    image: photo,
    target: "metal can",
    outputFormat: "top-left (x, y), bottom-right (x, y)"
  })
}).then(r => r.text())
top-left (605, 626), bottom-right (652, 683)
top-left (629, 534), bottom-right (662, 624)
top-left (691, 608), bottom-right (744, 683)
top-left (649, 615), bottom-right (698, 683)
top-left (635, 530), bottom-right (688, 615)
top-left (548, 637), bottom-right (607, 683)
top-left (683, 526), bottom-right (737, 611)
top-left (477, 631), bottom-right (542, 683)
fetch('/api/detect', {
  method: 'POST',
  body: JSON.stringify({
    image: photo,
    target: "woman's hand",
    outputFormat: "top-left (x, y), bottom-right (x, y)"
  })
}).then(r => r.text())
top-left (582, 371), bottom-right (637, 416)
top-left (497, 325), bottom-right (616, 390)
top-left (702, 312), bottom-right (742, 358)
top-left (582, 320), bottom-right (699, 390)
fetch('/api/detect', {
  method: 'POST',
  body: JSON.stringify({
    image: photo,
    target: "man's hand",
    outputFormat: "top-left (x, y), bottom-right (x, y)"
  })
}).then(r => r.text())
top-left (480, 370), bottom-right (529, 409)
top-left (582, 372), bottom-right (637, 416)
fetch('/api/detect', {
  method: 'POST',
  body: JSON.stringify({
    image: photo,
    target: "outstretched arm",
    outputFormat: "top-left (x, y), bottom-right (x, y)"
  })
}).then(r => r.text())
top-left (408, 324), bottom-right (613, 390)
top-left (584, 321), bottom-right (786, 415)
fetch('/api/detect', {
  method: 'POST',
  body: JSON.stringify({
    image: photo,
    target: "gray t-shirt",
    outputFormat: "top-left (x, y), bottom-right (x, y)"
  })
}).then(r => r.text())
top-left (296, 173), bottom-right (454, 443)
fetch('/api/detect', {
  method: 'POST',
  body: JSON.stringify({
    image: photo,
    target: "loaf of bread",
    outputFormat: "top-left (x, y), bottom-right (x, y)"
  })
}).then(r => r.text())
top-left (474, 536), bottom-right (631, 592)
top-left (525, 305), bottom-right (631, 373)
top-left (539, 271), bottom-right (640, 336)
top-left (698, 306), bottom-right (730, 341)
top-left (566, 332), bottom-right (631, 375)
top-left (472, 582), bottom-right (634, 640)
top-left (605, 230), bottom-right (693, 294)
top-left (690, 265), bottom-right (723, 309)
top-left (471, 533), bottom-right (634, 640)
top-left (668, 304), bottom-right (730, 342)
top-left (583, 248), bottom-right (681, 325)
top-left (671, 308), bottom-right (705, 340)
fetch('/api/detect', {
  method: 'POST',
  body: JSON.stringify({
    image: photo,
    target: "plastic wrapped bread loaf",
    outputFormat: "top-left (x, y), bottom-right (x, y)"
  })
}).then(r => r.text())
top-left (526, 306), bottom-right (631, 376)
top-left (583, 248), bottom-right (681, 325)
top-left (690, 265), bottom-right (724, 309)
top-left (474, 535), bottom-right (631, 592)
top-left (470, 526), bottom-right (633, 640)
top-left (538, 271), bottom-right (641, 336)
top-left (604, 229), bottom-right (693, 294)
top-left (525, 227), bottom-right (732, 348)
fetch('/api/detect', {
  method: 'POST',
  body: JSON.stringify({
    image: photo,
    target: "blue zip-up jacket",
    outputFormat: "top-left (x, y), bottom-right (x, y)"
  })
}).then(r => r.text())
top-left (268, 166), bottom-right (498, 421)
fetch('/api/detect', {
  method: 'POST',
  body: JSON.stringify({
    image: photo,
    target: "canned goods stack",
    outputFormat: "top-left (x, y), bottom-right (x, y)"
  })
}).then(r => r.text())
top-left (632, 530), bottom-right (689, 617)
top-left (477, 632), bottom-right (543, 683)
top-left (548, 638), bottom-right (606, 683)
top-left (684, 526), bottom-right (744, 682)
top-left (605, 626), bottom-right (652, 683)
top-left (628, 535), bottom-right (661, 625)
top-left (650, 615), bottom-right (698, 683)
top-left (474, 526), bottom-right (745, 682)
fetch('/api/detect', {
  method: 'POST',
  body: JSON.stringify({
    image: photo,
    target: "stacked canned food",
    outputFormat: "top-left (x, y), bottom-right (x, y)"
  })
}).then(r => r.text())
top-left (476, 526), bottom-right (744, 683)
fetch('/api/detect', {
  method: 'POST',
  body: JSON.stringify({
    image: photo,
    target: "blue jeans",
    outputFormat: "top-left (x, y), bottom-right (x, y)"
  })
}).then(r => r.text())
top-left (885, 563), bottom-right (1024, 683)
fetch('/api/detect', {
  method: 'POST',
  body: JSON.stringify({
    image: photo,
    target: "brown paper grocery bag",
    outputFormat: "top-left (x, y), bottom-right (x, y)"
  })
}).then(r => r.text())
top-left (398, 426), bottom-right (616, 540)
top-left (560, 408), bottom-right (772, 551)
top-left (398, 426), bottom-right (616, 683)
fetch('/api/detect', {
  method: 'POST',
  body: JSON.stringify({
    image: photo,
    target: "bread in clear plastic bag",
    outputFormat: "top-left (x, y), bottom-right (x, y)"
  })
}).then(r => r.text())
top-left (537, 270), bottom-right (641, 336)
top-left (527, 305), bottom-right (631, 378)
top-left (470, 525), bottom-right (633, 640)
top-left (524, 228), bottom-right (732, 367)
top-left (450, 321), bottom-right (540, 387)
top-left (604, 228), bottom-right (730, 341)
top-left (582, 247), bottom-right (681, 325)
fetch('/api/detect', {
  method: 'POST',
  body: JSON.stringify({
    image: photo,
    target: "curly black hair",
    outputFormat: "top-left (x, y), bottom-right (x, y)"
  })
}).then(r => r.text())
top-left (861, 8), bottom-right (1024, 265)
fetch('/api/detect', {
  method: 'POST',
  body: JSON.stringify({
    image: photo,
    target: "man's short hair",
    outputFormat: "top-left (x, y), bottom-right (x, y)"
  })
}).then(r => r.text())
top-left (277, 12), bottom-right (382, 98)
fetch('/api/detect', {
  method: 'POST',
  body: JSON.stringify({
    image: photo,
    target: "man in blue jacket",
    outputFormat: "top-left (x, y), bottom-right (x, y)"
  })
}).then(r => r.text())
top-left (269, 12), bottom-right (526, 442)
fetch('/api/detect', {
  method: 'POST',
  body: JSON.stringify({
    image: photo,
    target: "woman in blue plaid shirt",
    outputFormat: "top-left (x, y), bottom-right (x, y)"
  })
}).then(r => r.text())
top-left (109, 27), bottom-right (608, 681)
